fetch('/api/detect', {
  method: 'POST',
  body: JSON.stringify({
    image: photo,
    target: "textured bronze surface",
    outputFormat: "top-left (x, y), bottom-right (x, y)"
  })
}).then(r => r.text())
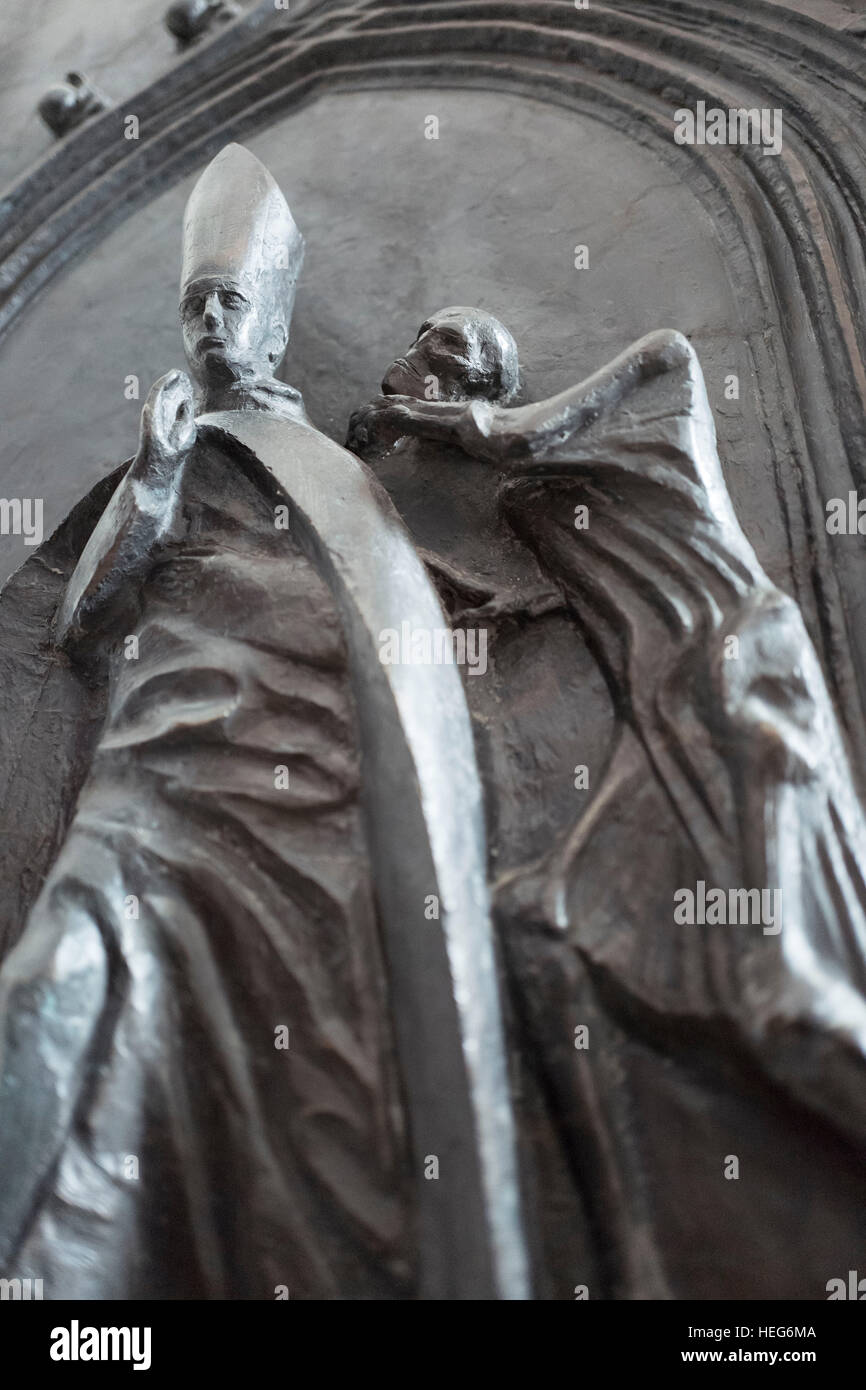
top-left (1, 1), bottom-right (866, 1302)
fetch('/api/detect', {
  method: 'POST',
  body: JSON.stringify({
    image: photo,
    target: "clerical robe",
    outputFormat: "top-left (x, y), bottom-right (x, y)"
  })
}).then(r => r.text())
top-left (0, 414), bottom-right (414, 1299)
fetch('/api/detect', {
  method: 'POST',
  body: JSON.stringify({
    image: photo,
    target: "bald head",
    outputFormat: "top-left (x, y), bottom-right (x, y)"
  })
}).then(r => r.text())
top-left (381, 307), bottom-right (520, 405)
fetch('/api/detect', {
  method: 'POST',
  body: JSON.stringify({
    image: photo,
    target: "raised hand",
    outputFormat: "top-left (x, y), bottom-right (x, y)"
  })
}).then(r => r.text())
top-left (57, 372), bottom-right (197, 647)
top-left (131, 370), bottom-right (197, 489)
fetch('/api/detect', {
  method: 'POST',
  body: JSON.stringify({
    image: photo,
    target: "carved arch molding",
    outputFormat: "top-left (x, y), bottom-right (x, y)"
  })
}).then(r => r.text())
top-left (2, 0), bottom-right (866, 765)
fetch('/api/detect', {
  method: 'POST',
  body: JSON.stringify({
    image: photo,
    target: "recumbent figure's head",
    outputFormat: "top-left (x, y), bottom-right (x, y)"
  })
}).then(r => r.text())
top-left (381, 307), bottom-right (520, 405)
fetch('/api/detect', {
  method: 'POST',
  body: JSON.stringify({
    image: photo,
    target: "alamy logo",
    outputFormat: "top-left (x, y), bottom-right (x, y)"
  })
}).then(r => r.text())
top-left (825, 492), bottom-right (866, 534)
top-left (674, 102), bottom-right (783, 156)
top-left (826, 1270), bottom-right (866, 1299)
top-left (50, 1320), bottom-right (152, 1371)
top-left (378, 622), bottom-right (488, 676)
top-left (0, 1276), bottom-right (43, 1299)
top-left (0, 497), bottom-right (43, 546)
top-left (674, 881), bottom-right (782, 935)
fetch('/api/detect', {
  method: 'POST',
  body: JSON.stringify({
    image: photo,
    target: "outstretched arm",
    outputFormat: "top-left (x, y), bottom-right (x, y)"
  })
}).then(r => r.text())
top-left (57, 371), bottom-right (196, 650)
top-left (348, 330), bottom-right (693, 471)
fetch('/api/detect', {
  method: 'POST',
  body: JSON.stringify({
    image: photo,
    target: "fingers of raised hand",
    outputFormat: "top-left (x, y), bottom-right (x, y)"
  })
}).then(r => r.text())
top-left (141, 370), bottom-right (196, 461)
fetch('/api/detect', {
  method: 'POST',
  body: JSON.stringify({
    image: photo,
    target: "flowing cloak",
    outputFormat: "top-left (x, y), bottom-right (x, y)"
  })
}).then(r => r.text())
top-left (0, 387), bottom-right (526, 1300)
top-left (493, 330), bottom-right (866, 1298)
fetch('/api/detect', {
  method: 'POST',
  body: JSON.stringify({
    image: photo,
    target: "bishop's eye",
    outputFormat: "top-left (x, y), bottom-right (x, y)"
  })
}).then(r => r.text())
top-left (183, 297), bottom-right (204, 319)
top-left (221, 291), bottom-right (245, 309)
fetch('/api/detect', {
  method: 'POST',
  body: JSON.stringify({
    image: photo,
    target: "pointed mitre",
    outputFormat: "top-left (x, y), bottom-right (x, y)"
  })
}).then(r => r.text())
top-left (180, 143), bottom-right (304, 313)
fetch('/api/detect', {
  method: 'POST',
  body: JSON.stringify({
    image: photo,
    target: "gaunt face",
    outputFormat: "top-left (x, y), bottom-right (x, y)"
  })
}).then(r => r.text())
top-left (381, 311), bottom-right (484, 402)
top-left (180, 275), bottom-right (287, 385)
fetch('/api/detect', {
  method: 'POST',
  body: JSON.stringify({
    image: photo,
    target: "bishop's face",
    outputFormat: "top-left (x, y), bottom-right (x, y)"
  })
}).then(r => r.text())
top-left (180, 275), bottom-right (288, 387)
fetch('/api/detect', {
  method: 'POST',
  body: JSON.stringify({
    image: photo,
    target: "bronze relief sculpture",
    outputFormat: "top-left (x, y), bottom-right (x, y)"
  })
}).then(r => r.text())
top-left (3, 0), bottom-right (866, 1305)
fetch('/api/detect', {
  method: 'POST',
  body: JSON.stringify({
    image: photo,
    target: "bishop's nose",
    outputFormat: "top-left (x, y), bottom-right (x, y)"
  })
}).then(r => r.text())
top-left (202, 292), bottom-right (224, 331)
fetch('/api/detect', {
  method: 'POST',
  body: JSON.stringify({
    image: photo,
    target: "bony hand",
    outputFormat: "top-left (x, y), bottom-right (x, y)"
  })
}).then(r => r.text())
top-left (346, 396), bottom-right (412, 454)
top-left (133, 370), bottom-right (197, 487)
top-left (455, 398), bottom-right (495, 453)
